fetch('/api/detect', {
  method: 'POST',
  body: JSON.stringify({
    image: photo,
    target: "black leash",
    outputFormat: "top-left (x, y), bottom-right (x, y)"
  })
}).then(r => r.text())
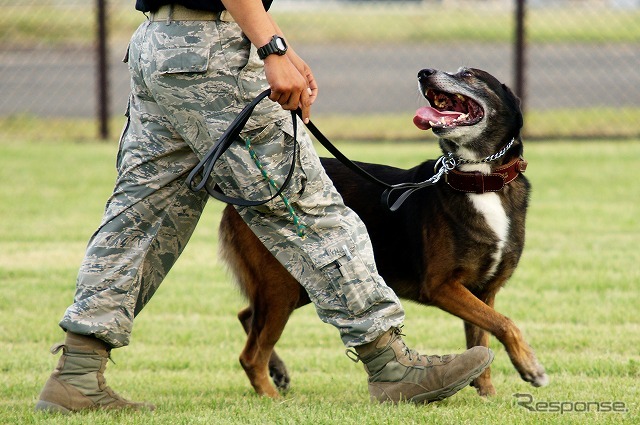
top-left (186, 89), bottom-right (441, 211)
top-left (298, 105), bottom-right (449, 211)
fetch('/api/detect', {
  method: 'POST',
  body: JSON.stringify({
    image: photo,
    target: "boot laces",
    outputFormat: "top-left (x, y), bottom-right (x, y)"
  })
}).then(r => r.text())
top-left (392, 327), bottom-right (426, 363)
top-left (99, 350), bottom-right (128, 401)
top-left (345, 326), bottom-right (445, 365)
top-left (393, 327), bottom-right (450, 365)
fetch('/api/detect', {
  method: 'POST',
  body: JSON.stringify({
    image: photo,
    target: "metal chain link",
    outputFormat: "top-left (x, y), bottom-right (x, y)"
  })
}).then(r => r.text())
top-left (454, 138), bottom-right (516, 165)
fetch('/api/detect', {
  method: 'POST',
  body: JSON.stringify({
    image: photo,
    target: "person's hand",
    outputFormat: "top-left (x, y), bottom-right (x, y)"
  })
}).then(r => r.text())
top-left (263, 53), bottom-right (315, 123)
top-left (286, 48), bottom-right (318, 108)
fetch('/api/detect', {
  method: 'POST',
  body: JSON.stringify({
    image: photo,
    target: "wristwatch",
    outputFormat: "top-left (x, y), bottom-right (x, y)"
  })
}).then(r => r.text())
top-left (257, 35), bottom-right (288, 60)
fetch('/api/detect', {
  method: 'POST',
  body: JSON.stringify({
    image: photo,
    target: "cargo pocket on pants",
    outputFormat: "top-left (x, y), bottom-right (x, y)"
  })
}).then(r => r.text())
top-left (309, 236), bottom-right (387, 317)
top-left (156, 46), bottom-right (210, 74)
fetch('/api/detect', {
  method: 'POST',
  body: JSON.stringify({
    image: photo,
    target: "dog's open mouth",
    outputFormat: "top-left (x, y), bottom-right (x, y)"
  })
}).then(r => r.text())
top-left (414, 89), bottom-right (484, 131)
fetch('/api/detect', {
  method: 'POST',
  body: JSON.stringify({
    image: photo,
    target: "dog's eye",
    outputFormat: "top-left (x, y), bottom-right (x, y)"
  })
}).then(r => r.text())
top-left (460, 70), bottom-right (474, 78)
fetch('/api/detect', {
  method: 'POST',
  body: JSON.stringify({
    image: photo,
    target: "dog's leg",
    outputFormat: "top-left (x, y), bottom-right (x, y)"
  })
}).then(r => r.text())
top-left (238, 294), bottom-right (296, 398)
top-left (464, 291), bottom-right (496, 396)
top-left (221, 205), bottom-right (300, 397)
top-left (237, 306), bottom-right (290, 392)
top-left (430, 281), bottom-right (548, 388)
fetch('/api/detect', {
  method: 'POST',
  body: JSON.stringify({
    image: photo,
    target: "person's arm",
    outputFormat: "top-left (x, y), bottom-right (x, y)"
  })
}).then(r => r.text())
top-left (221, 0), bottom-right (314, 122)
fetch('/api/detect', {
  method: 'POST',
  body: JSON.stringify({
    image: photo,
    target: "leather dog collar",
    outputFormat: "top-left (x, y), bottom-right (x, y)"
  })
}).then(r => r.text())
top-left (445, 157), bottom-right (528, 194)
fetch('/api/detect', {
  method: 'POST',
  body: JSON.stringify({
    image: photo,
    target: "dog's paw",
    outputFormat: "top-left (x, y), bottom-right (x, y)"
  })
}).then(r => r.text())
top-left (512, 346), bottom-right (549, 388)
top-left (472, 382), bottom-right (497, 397)
top-left (270, 368), bottom-right (290, 392)
top-left (521, 363), bottom-right (549, 388)
top-left (269, 360), bottom-right (290, 392)
top-left (470, 374), bottom-right (497, 397)
top-left (530, 371), bottom-right (549, 387)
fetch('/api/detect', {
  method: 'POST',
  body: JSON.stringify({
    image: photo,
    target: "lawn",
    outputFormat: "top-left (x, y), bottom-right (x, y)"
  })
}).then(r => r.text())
top-left (0, 137), bottom-right (638, 424)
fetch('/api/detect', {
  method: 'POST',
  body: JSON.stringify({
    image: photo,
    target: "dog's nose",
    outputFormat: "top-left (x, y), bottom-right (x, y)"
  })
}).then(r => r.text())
top-left (418, 68), bottom-right (436, 79)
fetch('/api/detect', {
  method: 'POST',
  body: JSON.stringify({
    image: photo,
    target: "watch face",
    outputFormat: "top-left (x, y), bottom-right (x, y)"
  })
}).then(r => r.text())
top-left (275, 38), bottom-right (286, 51)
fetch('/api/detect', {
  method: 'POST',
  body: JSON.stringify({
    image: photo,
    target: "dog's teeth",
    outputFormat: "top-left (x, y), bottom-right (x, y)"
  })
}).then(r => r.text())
top-left (440, 117), bottom-right (447, 124)
top-left (429, 121), bottom-right (438, 126)
top-left (456, 94), bottom-right (465, 101)
top-left (450, 113), bottom-right (468, 124)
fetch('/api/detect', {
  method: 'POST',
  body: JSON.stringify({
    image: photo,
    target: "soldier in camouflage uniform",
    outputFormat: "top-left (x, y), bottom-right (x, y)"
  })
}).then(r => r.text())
top-left (35, 1), bottom-right (493, 413)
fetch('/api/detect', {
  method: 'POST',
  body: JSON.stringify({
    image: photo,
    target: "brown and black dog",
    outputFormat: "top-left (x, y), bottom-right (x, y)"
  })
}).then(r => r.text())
top-left (218, 67), bottom-right (549, 398)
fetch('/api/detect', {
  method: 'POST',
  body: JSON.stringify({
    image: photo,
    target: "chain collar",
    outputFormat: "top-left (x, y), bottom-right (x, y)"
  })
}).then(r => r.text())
top-left (451, 137), bottom-right (516, 165)
top-left (435, 137), bottom-right (516, 173)
top-left (382, 138), bottom-right (519, 210)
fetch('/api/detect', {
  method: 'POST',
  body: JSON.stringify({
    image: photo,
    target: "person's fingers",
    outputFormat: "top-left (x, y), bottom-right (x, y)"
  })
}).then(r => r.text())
top-left (306, 85), bottom-right (317, 108)
top-left (300, 88), bottom-right (311, 123)
top-left (264, 56), bottom-right (314, 118)
top-left (271, 87), bottom-right (299, 111)
top-left (269, 88), bottom-right (290, 109)
top-left (282, 90), bottom-right (300, 111)
top-left (306, 75), bottom-right (318, 105)
top-left (268, 88), bottom-right (281, 103)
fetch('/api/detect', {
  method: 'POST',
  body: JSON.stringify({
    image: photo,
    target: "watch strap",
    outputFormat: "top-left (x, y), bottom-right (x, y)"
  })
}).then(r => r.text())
top-left (257, 35), bottom-right (287, 60)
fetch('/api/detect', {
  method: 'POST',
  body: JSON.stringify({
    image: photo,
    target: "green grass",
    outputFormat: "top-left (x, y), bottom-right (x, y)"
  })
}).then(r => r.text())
top-left (0, 137), bottom-right (639, 424)
top-left (1, 3), bottom-right (638, 46)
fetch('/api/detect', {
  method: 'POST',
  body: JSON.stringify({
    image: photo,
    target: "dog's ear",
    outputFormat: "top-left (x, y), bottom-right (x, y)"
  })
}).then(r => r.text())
top-left (502, 83), bottom-right (524, 132)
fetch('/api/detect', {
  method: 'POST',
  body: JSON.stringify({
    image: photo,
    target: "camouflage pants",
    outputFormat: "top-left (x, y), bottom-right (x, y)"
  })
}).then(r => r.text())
top-left (59, 17), bottom-right (404, 348)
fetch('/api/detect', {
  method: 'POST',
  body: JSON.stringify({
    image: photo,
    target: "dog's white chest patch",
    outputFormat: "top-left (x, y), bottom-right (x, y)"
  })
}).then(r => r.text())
top-left (461, 163), bottom-right (510, 278)
top-left (468, 192), bottom-right (509, 278)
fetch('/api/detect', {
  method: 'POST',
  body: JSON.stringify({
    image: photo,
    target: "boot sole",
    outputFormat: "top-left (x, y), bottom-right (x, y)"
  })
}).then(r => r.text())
top-left (372, 349), bottom-right (495, 404)
top-left (34, 400), bottom-right (71, 414)
top-left (35, 399), bottom-right (155, 414)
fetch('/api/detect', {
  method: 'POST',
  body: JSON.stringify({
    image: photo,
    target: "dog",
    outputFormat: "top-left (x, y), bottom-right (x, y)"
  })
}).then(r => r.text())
top-left (218, 67), bottom-right (549, 398)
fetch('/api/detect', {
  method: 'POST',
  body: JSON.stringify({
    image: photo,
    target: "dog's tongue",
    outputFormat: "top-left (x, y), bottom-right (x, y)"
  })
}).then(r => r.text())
top-left (413, 106), bottom-right (463, 130)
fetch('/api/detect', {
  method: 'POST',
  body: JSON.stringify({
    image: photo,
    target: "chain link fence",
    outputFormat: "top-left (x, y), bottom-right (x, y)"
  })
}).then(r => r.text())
top-left (1, 0), bottom-right (638, 141)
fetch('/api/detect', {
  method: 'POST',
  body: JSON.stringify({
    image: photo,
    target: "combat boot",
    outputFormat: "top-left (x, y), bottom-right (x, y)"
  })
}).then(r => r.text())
top-left (350, 327), bottom-right (494, 403)
top-left (35, 332), bottom-right (155, 414)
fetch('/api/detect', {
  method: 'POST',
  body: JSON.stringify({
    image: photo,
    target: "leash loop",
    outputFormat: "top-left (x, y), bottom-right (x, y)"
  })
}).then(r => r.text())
top-left (186, 89), bottom-right (299, 207)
